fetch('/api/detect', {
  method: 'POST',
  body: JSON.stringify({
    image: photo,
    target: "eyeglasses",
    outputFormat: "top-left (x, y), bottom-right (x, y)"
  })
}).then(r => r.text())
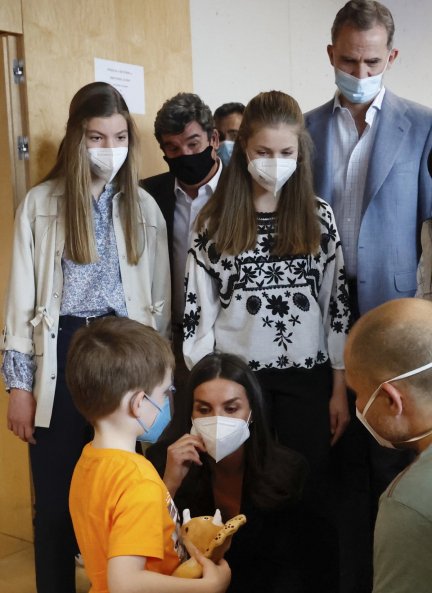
top-left (165, 384), bottom-right (176, 416)
top-left (144, 384), bottom-right (176, 415)
top-left (165, 384), bottom-right (176, 397)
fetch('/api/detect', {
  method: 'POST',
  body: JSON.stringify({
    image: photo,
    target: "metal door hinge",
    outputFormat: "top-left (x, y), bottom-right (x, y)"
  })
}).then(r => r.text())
top-left (13, 59), bottom-right (25, 84)
top-left (17, 136), bottom-right (29, 160)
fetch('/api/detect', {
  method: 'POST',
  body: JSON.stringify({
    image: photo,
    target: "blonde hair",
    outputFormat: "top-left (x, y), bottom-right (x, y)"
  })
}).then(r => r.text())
top-left (43, 82), bottom-right (142, 264)
top-left (196, 91), bottom-right (320, 256)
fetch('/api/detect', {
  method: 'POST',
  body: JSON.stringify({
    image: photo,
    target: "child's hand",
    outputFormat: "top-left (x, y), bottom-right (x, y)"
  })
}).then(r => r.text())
top-left (188, 542), bottom-right (231, 593)
top-left (163, 433), bottom-right (206, 496)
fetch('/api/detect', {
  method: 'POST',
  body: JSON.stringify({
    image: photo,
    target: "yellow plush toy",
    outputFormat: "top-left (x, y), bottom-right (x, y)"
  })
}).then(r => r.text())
top-left (172, 509), bottom-right (247, 578)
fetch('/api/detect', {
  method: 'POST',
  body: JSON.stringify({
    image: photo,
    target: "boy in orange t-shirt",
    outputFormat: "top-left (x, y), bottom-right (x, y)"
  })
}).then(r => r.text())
top-left (67, 317), bottom-right (230, 593)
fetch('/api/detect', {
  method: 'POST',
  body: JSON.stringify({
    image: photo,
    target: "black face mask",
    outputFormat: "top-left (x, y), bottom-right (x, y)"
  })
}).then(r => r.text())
top-left (164, 145), bottom-right (216, 185)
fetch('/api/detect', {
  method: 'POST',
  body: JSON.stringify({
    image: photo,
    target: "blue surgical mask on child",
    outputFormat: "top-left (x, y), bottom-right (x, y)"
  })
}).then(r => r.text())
top-left (137, 395), bottom-right (172, 443)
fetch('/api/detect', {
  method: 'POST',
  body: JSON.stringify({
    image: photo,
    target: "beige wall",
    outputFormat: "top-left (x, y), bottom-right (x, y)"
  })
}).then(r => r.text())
top-left (0, 0), bottom-right (192, 544)
top-left (191, 0), bottom-right (432, 113)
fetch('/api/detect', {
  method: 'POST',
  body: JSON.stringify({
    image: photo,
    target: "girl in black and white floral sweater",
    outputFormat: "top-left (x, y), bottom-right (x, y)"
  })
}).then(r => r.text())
top-left (183, 91), bottom-right (351, 487)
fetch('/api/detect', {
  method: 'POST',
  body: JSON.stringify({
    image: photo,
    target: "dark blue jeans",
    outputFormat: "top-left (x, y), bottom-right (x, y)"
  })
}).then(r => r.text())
top-left (29, 317), bottom-right (93, 593)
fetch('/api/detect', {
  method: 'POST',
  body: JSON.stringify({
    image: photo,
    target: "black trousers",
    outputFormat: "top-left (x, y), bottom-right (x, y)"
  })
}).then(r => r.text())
top-left (256, 362), bottom-right (340, 593)
top-left (330, 389), bottom-right (414, 593)
top-left (29, 317), bottom-right (93, 593)
top-left (256, 362), bottom-right (332, 485)
top-left (331, 279), bottom-right (413, 593)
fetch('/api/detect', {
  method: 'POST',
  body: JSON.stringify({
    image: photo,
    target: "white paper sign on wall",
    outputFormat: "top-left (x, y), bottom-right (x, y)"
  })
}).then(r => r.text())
top-left (94, 57), bottom-right (145, 115)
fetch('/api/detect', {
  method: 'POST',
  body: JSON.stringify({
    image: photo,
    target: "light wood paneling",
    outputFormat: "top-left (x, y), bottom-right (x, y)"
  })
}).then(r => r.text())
top-left (0, 35), bottom-right (32, 543)
top-left (0, 396), bottom-right (33, 544)
top-left (0, 0), bottom-right (22, 35)
top-left (21, 0), bottom-right (193, 185)
top-left (0, 35), bottom-right (30, 209)
top-left (0, 0), bottom-right (193, 547)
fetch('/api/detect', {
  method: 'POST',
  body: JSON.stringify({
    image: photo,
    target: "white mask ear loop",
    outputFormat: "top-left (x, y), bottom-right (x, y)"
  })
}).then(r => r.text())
top-left (364, 361), bottom-right (432, 417)
top-left (387, 361), bottom-right (432, 382)
top-left (381, 51), bottom-right (392, 75)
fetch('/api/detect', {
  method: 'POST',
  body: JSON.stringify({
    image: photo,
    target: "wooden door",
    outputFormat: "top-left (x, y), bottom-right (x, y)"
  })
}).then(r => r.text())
top-left (0, 32), bottom-right (33, 548)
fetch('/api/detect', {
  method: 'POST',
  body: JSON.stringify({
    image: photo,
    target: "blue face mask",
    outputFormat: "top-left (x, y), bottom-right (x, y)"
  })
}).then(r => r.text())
top-left (217, 141), bottom-right (235, 166)
top-left (334, 55), bottom-right (389, 104)
top-left (137, 394), bottom-right (172, 443)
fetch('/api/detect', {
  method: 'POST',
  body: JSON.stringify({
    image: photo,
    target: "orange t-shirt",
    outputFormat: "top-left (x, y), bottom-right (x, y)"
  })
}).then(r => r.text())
top-left (69, 444), bottom-right (183, 593)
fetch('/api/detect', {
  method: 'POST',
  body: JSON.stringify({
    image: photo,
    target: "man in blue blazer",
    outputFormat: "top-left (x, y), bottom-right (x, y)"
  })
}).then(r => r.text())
top-left (305, 2), bottom-right (432, 592)
top-left (305, 1), bottom-right (432, 318)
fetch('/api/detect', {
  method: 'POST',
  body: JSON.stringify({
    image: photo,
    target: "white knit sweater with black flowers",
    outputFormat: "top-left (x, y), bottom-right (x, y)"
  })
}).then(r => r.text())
top-left (183, 199), bottom-right (350, 371)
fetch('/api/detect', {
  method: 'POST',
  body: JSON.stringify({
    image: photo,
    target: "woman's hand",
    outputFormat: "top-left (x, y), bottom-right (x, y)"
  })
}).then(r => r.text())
top-left (329, 369), bottom-right (350, 446)
top-left (163, 433), bottom-right (206, 497)
top-left (7, 388), bottom-right (36, 444)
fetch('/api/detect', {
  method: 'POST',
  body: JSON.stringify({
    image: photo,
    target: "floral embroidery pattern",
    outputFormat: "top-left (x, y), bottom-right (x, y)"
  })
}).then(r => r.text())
top-left (184, 307), bottom-right (201, 340)
top-left (184, 200), bottom-right (351, 370)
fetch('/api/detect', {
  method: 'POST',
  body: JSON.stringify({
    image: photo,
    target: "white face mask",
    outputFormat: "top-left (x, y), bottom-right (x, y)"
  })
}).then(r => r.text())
top-left (191, 413), bottom-right (251, 462)
top-left (247, 156), bottom-right (297, 197)
top-left (87, 146), bottom-right (128, 183)
top-left (334, 54), bottom-right (390, 104)
top-left (356, 361), bottom-right (432, 449)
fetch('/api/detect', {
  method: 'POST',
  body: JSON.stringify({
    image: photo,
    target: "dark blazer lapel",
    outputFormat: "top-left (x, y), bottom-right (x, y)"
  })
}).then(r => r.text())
top-left (363, 90), bottom-right (410, 214)
top-left (140, 173), bottom-right (176, 238)
top-left (160, 175), bottom-right (176, 239)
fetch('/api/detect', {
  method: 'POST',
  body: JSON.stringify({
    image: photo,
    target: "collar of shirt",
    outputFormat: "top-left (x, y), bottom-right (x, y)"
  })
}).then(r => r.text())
top-left (171, 159), bottom-right (222, 325)
top-left (92, 182), bottom-right (117, 208)
top-left (333, 86), bottom-right (386, 126)
top-left (173, 158), bottom-right (223, 205)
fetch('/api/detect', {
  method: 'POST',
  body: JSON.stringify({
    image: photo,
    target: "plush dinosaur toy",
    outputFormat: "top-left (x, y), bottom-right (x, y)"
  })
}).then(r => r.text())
top-left (172, 509), bottom-right (247, 578)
